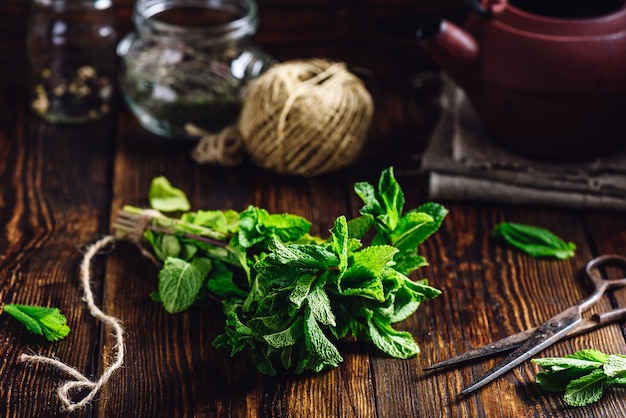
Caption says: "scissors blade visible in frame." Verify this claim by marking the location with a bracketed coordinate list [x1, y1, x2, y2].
[423, 328, 534, 371]
[425, 307, 626, 371]
[459, 305, 581, 396]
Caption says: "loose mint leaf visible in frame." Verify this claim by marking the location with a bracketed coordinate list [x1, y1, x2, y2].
[564, 369, 608, 407]
[148, 176, 191, 213]
[4, 304, 70, 342]
[493, 222, 576, 260]
[159, 257, 212, 313]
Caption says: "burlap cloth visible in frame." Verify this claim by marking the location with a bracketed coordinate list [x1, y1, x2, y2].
[421, 77, 626, 210]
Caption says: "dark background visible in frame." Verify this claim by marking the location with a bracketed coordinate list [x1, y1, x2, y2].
[0, 0, 468, 87]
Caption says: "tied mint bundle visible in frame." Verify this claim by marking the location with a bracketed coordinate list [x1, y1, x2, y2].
[114, 167, 447, 375]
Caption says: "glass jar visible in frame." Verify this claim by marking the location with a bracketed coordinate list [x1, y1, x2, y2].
[117, 0, 272, 138]
[27, 0, 118, 124]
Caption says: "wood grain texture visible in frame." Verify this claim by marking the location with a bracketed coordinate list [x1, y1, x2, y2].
[1, 2, 626, 417]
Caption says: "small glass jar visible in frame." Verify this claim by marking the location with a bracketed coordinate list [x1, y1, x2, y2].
[27, 0, 118, 124]
[117, 0, 272, 138]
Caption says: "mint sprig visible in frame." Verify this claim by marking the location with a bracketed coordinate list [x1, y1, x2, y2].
[532, 349, 626, 406]
[492, 222, 576, 260]
[3, 304, 70, 342]
[116, 167, 447, 375]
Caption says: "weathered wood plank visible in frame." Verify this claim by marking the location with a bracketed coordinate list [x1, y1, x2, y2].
[0, 86, 115, 417]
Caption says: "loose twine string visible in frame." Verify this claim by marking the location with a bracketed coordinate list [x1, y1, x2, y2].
[20, 235, 124, 412]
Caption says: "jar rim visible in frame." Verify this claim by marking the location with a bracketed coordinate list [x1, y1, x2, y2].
[134, 0, 259, 44]
[34, 0, 113, 11]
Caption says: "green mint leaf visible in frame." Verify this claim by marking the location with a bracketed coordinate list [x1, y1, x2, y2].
[535, 367, 601, 393]
[263, 317, 304, 349]
[288, 274, 318, 309]
[346, 214, 374, 240]
[532, 356, 605, 372]
[532, 353, 606, 392]
[144, 231, 182, 261]
[564, 369, 608, 407]
[182, 209, 240, 234]
[255, 237, 339, 288]
[302, 307, 343, 372]
[389, 211, 434, 251]
[492, 222, 576, 260]
[532, 349, 621, 405]
[367, 310, 420, 359]
[604, 354, 626, 378]
[159, 257, 212, 313]
[376, 166, 405, 231]
[392, 253, 429, 276]
[568, 348, 611, 363]
[329, 216, 349, 272]
[355, 167, 403, 233]
[4, 304, 70, 342]
[407, 202, 449, 245]
[148, 176, 191, 213]
[306, 285, 336, 327]
[214, 311, 254, 356]
[205, 260, 247, 300]
[251, 346, 278, 376]
[238, 206, 312, 248]
[339, 245, 398, 302]
[380, 270, 440, 323]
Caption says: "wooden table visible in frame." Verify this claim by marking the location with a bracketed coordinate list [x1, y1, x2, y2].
[2, 2, 626, 417]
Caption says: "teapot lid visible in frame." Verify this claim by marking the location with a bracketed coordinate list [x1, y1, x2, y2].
[494, 1, 626, 37]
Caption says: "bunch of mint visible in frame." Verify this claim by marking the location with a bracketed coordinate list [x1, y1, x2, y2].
[533, 349, 626, 406]
[117, 167, 447, 375]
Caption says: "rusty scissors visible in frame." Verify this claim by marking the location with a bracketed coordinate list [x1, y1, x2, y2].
[426, 254, 626, 396]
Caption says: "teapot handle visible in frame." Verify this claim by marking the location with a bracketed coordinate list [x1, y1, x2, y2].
[463, 0, 507, 17]
[463, 0, 491, 16]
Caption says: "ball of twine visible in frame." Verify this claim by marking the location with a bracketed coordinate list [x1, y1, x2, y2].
[239, 59, 374, 176]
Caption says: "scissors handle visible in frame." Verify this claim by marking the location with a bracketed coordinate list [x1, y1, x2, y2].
[580, 255, 626, 310]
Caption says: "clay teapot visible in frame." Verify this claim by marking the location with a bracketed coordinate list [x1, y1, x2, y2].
[418, 0, 626, 160]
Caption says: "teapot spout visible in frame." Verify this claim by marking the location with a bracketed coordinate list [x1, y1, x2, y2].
[417, 18, 479, 93]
